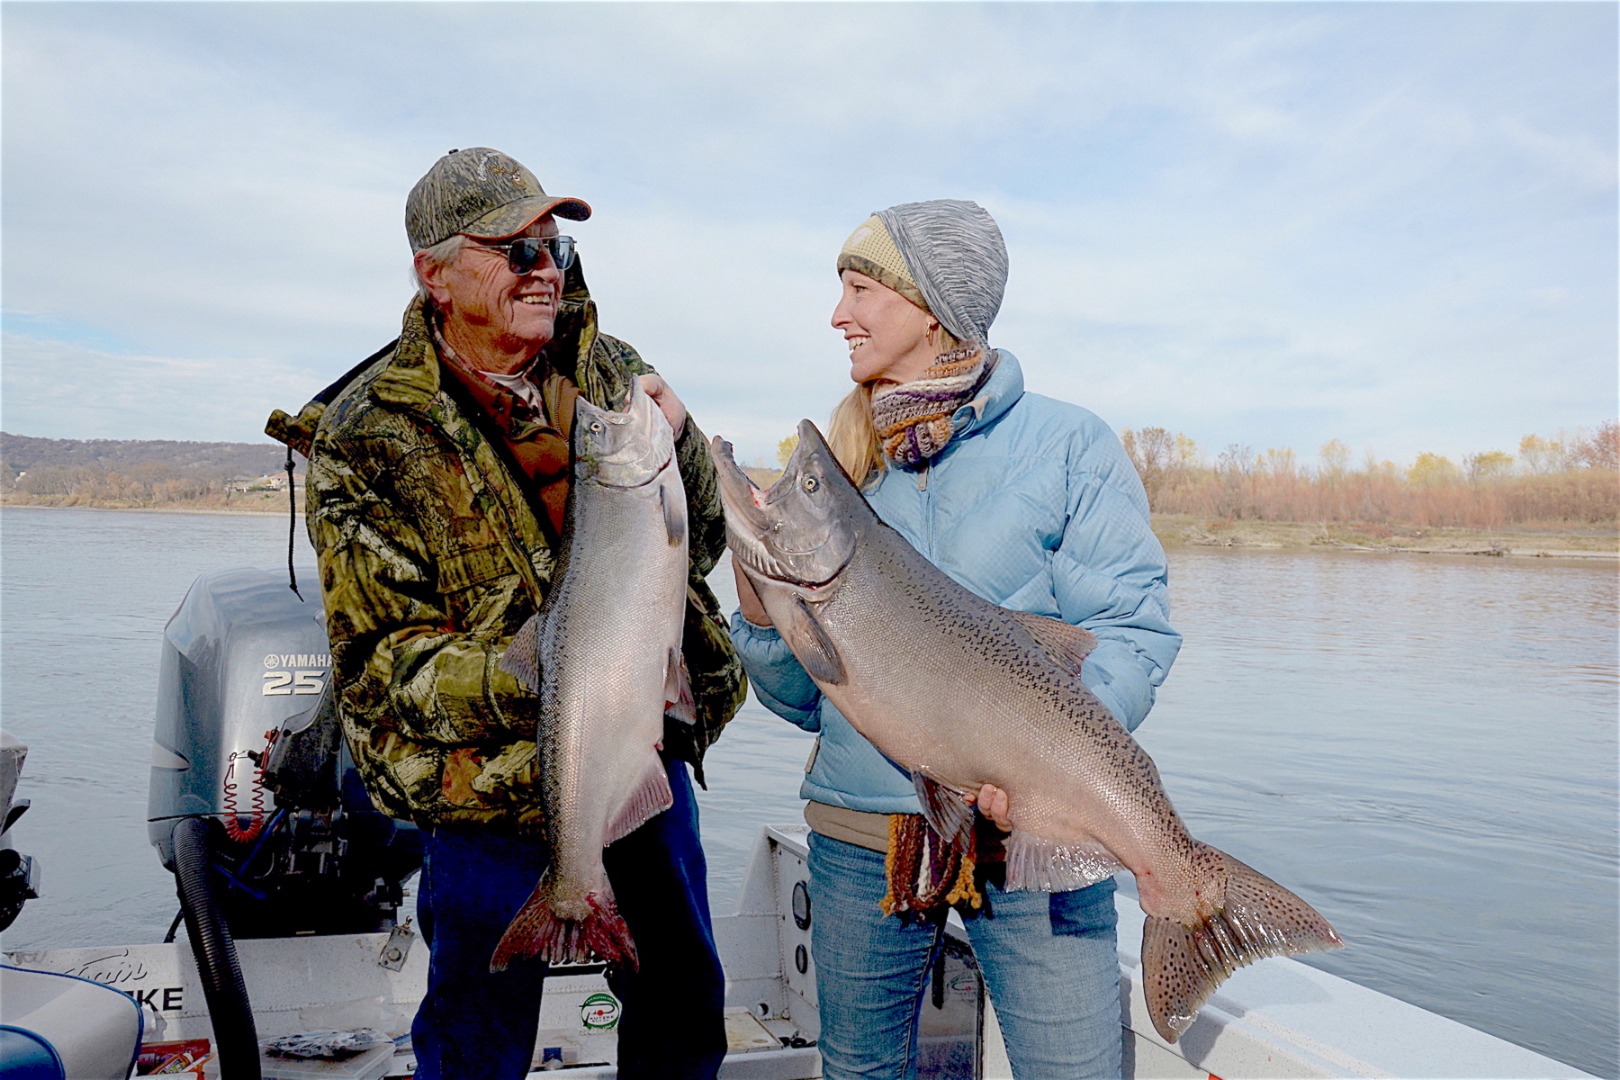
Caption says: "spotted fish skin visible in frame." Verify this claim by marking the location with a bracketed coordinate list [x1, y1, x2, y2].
[710, 420, 1342, 1043]
[491, 381, 689, 972]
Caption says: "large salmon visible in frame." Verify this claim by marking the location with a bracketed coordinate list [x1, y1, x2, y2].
[491, 379, 689, 971]
[710, 420, 1342, 1042]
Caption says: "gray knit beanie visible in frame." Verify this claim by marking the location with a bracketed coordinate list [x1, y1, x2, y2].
[875, 199, 1007, 347]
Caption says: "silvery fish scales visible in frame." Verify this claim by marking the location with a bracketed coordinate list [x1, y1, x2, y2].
[711, 420, 1342, 1042]
[492, 380, 688, 970]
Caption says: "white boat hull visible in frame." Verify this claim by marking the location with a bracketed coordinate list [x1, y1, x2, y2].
[2, 825, 1593, 1079]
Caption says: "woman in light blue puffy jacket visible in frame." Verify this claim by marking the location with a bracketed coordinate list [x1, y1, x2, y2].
[730, 200, 1181, 1079]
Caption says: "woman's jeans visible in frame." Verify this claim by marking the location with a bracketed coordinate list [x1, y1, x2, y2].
[410, 757, 726, 1080]
[808, 830, 1122, 1080]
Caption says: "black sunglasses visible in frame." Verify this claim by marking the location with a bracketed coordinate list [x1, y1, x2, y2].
[478, 235, 577, 275]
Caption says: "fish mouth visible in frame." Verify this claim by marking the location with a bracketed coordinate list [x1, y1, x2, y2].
[708, 435, 845, 590]
[575, 389, 676, 488]
[580, 449, 673, 490]
[600, 451, 675, 489]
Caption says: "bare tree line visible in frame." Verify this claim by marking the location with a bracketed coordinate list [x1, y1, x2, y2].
[1121, 420, 1619, 528]
[7, 422, 1616, 528]
[0, 434, 298, 510]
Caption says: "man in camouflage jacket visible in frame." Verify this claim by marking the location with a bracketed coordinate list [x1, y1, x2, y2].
[267, 148, 744, 1080]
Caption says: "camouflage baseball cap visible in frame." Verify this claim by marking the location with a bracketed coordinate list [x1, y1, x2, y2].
[406, 148, 591, 251]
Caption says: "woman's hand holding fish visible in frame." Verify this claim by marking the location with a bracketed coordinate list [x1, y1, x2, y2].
[967, 784, 1012, 832]
[732, 555, 772, 626]
[638, 374, 686, 439]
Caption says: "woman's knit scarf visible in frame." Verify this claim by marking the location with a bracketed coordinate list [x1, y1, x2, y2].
[870, 345, 987, 468]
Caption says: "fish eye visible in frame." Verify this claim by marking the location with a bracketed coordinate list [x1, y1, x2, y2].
[802, 476, 819, 492]
[589, 420, 605, 433]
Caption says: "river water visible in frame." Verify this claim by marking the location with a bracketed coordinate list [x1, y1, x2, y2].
[0, 507, 1614, 1075]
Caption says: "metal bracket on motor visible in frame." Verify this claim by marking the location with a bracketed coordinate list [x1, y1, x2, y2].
[0, 848, 41, 933]
[378, 918, 415, 970]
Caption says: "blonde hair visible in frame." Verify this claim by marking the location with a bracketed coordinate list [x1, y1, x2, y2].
[828, 384, 881, 488]
[827, 324, 961, 487]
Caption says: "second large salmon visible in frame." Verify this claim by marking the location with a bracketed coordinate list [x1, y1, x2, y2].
[711, 420, 1342, 1042]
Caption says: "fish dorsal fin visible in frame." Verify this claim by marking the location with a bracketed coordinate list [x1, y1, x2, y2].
[1003, 829, 1122, 892]
[664, 646, 696, 727]
[1008, 611, 1097, 680]
[660, 479, 686, 547]
[788, 596, 846, 685]
[605, 756, 674, 845]
[912, 768, 975, 850]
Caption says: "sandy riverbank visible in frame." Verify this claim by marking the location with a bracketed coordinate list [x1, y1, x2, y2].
[1151, 513, 1618, 560]
[6, 499, 1615, 560]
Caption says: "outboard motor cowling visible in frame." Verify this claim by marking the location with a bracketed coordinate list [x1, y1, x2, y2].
[149, 566, 332, 868]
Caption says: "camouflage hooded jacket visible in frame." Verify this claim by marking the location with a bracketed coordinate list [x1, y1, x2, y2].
[266, 267, 744, 835]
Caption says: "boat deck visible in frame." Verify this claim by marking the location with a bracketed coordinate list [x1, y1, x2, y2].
[2, 825, 1593, 1079]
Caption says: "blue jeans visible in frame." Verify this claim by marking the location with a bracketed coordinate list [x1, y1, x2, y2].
[411, 757, 725, 1080]
[807, 831, 1122, 1080]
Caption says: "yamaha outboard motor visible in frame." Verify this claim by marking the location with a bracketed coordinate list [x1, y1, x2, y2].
[148, 567, 422, 1079]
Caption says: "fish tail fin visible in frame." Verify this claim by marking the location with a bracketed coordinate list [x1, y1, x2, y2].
[1140, 847, 1343, 1043]
[490, 875, 639, 972]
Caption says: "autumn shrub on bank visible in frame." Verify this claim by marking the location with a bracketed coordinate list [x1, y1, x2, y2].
[1123, 420, 1619, 530]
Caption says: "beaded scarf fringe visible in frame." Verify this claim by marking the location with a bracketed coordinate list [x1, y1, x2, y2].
[879, 813, 984, 921]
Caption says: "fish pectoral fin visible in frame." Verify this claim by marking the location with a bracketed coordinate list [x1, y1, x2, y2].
[1007, 611, 1098, 680]
[660, 479, 687, 548]
[664, 647, 697, 727]
[499, 615, 543, 694]
[912, 769, 976, 849]
[787, 596, 846, 685]
[1003, 830, 1122, 892]
[604, 757, 675, 845]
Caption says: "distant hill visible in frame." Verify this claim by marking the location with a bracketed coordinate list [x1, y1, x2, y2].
[1, 432, 290, 479]
[0, 432, 298, 510]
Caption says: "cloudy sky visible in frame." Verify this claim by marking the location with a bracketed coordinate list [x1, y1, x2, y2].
[3, 1, 1615, 470]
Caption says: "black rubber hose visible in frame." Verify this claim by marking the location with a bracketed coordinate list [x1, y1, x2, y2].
[173, 816, 261, 1079]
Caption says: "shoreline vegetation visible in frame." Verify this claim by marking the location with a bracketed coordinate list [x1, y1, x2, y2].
[3, 426, 1616, 561]
[3, 492, 1613, 562]
[1114, 420, 1617, 560]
